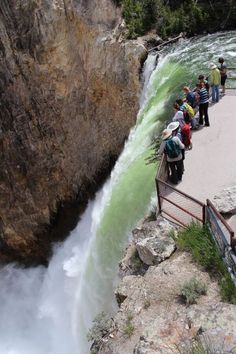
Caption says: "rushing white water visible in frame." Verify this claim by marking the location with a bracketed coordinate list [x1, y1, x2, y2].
[0, 31, 235, 354]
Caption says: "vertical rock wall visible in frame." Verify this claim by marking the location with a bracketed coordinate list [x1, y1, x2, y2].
[0, 0, 146, 263]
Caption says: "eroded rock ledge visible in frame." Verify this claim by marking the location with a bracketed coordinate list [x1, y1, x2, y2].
[99, 217, 236, 354]
[0, 0, 146, 263]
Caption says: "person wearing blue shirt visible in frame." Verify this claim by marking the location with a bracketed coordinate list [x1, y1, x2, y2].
[183, 86, 195, 107]
[196, 83, 210, 126]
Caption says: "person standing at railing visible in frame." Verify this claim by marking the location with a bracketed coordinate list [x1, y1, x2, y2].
[209, 63, 221, 103]
[218, 57, 227, 94]
[172, 102, 185, 128]
[158, 129, 185, 185]
[183, 86, 195, 107]
[198, 75, 210, 92]
[196, 82, 210, 126]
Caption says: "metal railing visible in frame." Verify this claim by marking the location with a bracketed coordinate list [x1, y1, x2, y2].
[155, 154, 236, 278]
[206, 199, 235, 249]
[206, 199, 236, 278]
[156, 155, 205, 227]
[226, 67, 236, 89]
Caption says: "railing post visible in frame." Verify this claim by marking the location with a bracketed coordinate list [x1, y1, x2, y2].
[155, 178, 162, 214]
[202, 204, 206, 224]
[231, 232, 236, 249]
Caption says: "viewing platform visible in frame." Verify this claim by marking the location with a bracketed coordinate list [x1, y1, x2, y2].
[156, 89, 236, 278]
[178, 89, 236, 202]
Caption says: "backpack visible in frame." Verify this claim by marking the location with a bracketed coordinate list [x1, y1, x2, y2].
[184, 103, 194, 118]
[165, 138, 181, 158]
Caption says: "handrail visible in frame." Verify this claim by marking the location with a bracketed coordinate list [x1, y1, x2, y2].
[160, 194, 203, 222]
[156, 154, 166, 180]
[206, 199, 235, 243]
[227, 67, 236, 82]
[156, 160, 236, 249]
[207, 199, 234, 234]
[157, 178, 205, 207]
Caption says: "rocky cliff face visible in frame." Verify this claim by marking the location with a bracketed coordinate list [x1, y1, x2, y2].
[99, 218, 236, 354]
[0, 0, 146, 264]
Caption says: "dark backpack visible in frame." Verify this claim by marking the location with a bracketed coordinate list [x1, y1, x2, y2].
[165, 138, 181, 158]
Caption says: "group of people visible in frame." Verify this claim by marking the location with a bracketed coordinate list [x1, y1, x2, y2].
[158, 57, 227, 185]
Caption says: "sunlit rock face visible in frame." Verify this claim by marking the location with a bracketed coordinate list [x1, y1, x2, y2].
[0, 0, 146, 263]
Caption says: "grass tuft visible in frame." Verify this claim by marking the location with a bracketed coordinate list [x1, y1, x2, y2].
[180, 277, 207, 305]
[123, 311, 135, 337]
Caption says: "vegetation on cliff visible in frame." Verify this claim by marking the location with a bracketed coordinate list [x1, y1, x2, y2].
[174, 223, 236, 304]
[114, 0, 236, 39]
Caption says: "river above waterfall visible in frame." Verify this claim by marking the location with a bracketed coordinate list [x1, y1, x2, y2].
[0, 31, 235, 354]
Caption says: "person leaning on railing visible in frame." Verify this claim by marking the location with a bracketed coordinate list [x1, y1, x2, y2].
[158, 128, 185, 185]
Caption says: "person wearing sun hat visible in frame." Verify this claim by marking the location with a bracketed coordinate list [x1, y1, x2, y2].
[167, 121, 182, 142]
[209, 62, 221, 103]
[158, 128, 185, 184]
[167, 121, 185, 161]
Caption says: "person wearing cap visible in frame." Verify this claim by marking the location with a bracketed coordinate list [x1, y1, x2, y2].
[209, 62, 221, 103]
[218, 57, 227, 94]
[158, 128, 185, 184]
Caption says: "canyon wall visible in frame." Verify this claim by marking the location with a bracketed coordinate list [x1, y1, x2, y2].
[0, 0, 146, 263]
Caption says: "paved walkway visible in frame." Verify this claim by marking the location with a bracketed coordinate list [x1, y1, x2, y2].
[178, 89, 236, 203]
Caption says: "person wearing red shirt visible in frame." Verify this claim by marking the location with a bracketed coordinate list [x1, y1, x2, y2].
[181, 114, 192, 149]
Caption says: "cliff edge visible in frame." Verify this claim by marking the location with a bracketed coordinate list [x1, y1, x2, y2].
[0, 0, 146, 263]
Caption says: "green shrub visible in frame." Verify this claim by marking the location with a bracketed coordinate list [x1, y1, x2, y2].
[174, 223, 236, 304]
[116, 0, 236, 39]
[126, 311, 134, 322]
[123, 321, 135, 337]
[180, 277, 207, 305]
[121, 0, 157, 38]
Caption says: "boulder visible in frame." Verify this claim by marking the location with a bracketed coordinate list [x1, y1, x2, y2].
[213, 186, 236, 215]
[132, 217, 177, 265]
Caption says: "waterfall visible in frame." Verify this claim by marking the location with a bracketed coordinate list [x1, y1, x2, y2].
[0, 31, 235, 354]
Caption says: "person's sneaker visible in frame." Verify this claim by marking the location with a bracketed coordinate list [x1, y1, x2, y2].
[205, 123, 210, 127]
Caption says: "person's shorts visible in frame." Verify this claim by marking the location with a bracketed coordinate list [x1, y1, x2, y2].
[221, 75, 227, 86]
